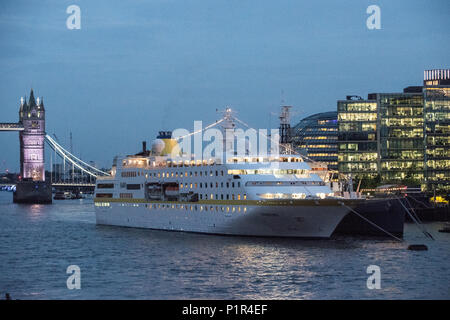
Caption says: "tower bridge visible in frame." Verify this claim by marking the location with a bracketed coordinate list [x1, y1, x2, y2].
[0, 89, 109, 203]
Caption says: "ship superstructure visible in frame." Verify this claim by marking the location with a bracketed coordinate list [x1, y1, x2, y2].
[94, 112, 360, 238]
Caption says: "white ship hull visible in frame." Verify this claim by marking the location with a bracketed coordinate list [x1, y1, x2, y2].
[95, 200, 352, 238]
[95, 136, 358, 239]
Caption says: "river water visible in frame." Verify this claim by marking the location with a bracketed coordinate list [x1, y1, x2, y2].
[0, 192, 448, 299]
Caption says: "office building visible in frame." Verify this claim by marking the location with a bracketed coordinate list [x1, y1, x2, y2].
[337, 69, 449, 192]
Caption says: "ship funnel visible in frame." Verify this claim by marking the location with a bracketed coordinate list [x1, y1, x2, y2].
[152, 131, 181, 157]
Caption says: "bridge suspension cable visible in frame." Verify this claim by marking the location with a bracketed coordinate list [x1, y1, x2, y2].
[45, 134, 110, 178]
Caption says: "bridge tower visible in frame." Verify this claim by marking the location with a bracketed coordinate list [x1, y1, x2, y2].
[19, 89, 46, 181]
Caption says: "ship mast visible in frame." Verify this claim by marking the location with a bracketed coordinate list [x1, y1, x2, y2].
[218, 107, 236, 156]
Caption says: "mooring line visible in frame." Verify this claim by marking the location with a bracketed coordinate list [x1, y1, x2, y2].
[340, 203, 404, 242]
[407, 194, 432, 209]
[397, 198, 434, 241]
[403, 196, 423, 224]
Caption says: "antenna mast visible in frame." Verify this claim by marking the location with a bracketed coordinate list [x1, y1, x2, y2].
[279, 105, 293, 154]
[218, 107, 236, 156]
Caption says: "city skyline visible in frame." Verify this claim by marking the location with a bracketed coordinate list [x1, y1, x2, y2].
[1, 0, 449, 171]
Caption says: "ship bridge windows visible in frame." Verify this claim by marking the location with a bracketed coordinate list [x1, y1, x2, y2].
[95, 193, 113, 198]
[97, 183, 114, 189]
[227, 169, 309, 177]
[126, 184, 141, 190]
[94, 202, 110, 207]
[258, 193, 307, 199]
[120, 193, 133, 198]
[247, 181, 325, 186]
[121, 171, 137, 178]
[123, 158, 148, 168]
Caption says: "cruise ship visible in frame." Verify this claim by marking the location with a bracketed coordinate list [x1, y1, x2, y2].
[94, 115, 363, 238]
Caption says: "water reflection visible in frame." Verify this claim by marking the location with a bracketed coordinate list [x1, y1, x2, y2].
[14, 203, 47, 221]
[1, 192, 449, 299]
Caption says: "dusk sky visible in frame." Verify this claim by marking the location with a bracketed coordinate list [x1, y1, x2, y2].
[0, 0, 449, 171]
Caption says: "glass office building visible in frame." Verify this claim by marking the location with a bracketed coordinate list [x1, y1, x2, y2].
[423, 73, 450, 193]
[377, 92, 425, 183]
[337, 69, 450, 192]
[337, 98, 378, 178]
[291, 111, 338, 170]
[337, 93, 424, 184]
